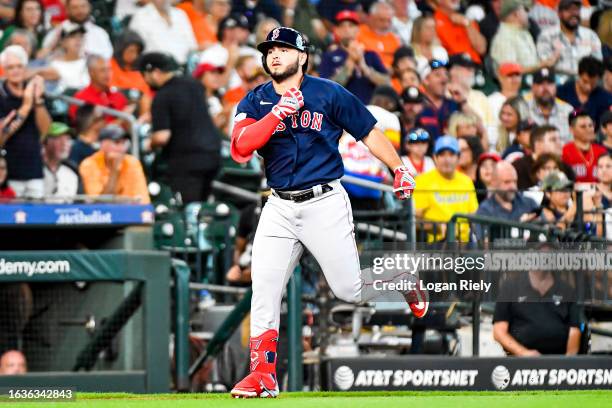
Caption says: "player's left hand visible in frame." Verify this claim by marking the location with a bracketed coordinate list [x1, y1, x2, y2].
[393, 166, 416, 200]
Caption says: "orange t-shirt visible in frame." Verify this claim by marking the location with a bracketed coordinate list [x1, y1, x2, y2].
[434, 9, 482, 64]
[79, 151, 151, 204]
[391, 78, 403, 95]
[223, 86, 247, 106]
[177, 1, 217, 47]
[356, 24, 401, 69]
[110, 58, 152, 96]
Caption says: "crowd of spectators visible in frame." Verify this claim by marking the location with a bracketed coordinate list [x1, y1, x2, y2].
[0, 0, 606, 238]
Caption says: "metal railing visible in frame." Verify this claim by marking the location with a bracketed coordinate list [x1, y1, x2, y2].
[45, 91, 141, 158]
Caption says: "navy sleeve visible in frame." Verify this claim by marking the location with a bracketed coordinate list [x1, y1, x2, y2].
[330, 83, 377, 141]
[318, 52, 337, 79]
[235, 91, 262, 121]
[366, 51, 387, 74]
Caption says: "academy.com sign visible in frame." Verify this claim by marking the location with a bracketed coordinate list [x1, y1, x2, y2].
[0, 258, 71, 277]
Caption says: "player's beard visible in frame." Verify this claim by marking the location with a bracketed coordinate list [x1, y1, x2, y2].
[270, 58, 301, 83]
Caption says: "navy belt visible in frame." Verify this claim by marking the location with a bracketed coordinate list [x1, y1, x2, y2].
[274, 184, 333, 203]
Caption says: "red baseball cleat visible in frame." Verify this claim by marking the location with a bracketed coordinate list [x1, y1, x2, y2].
[230, 329, 280, 398]
[404, 282, 429, 319]
[230, 372, 279, 398]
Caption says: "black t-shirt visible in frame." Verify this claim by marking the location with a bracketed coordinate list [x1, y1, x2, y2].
[68, 139, 97, 166]
[151, 75, 221, 175]
[513, 154, 575, 190]
[0, 81, 43, 180]
[493, 274, 580, 355]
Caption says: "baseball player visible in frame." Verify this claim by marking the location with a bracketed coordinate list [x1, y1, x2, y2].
[229, 27, 428, 398]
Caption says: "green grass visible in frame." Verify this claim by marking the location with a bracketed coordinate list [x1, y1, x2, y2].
[4, 390, 612, 408]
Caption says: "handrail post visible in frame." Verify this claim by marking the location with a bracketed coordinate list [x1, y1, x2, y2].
[287, 266, 303, 392]
[172, 259, 191, 391]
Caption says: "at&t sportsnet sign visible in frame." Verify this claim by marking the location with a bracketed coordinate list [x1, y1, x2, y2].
[324, 357, 612, 391]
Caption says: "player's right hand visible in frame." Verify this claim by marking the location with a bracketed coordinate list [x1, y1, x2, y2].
[271, 87, 304, 120]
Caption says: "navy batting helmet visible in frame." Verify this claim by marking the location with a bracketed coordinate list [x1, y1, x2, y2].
[257, 27, 309, 74]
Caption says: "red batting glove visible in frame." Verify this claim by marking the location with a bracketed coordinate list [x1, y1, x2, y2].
[271, 87, 304, 120]
[393, 166, 416, 199]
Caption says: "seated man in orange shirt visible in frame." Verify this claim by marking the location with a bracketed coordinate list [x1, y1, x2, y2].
[356, 1, 401, 69]
[434, 0, 486, 64]
[79, 125, 150, 204]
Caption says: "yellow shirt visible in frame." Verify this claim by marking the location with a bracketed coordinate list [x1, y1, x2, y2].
[414, 168, 478, 242]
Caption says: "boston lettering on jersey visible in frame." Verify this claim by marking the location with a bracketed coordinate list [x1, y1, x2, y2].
[235, 75, 377, 191]
[274, 110, 324, 134]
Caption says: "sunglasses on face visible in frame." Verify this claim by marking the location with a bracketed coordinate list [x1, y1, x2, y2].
[430, 60, 447, 69]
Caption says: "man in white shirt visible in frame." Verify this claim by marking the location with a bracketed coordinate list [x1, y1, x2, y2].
[537, 0, 602, 78]
[41, 0, 113, 59]
[129, 0, 197, 65]
[43, 122, 80, 198]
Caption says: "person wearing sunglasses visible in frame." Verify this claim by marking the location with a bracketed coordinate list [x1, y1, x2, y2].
[416, 59, 460, 141]
[400, 128, 434, 176]
[561, 110, 607, 184]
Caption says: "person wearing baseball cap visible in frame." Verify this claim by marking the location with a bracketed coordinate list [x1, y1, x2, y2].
[43, 122, 79, 198]
[401, 128, 434, 176]
[525, 67, 574, 144]
[447, 53, 497, 147]
[79, 125, 150, 204]
[413, 135, 478, 242]
[490, 0, 544, 74]
[399, 86, 425, 134]
[417, 59, 461, 141]
[488, 62, 523, 136]
[541, 170, 574, 221]
[139, 51, 221, 203]
[502, 120, 535, 162]
[51, 21, 89, 91]
[536, 0, 602, 77]
[318, 9, 390, 104]
[230, 23, 424, 398]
